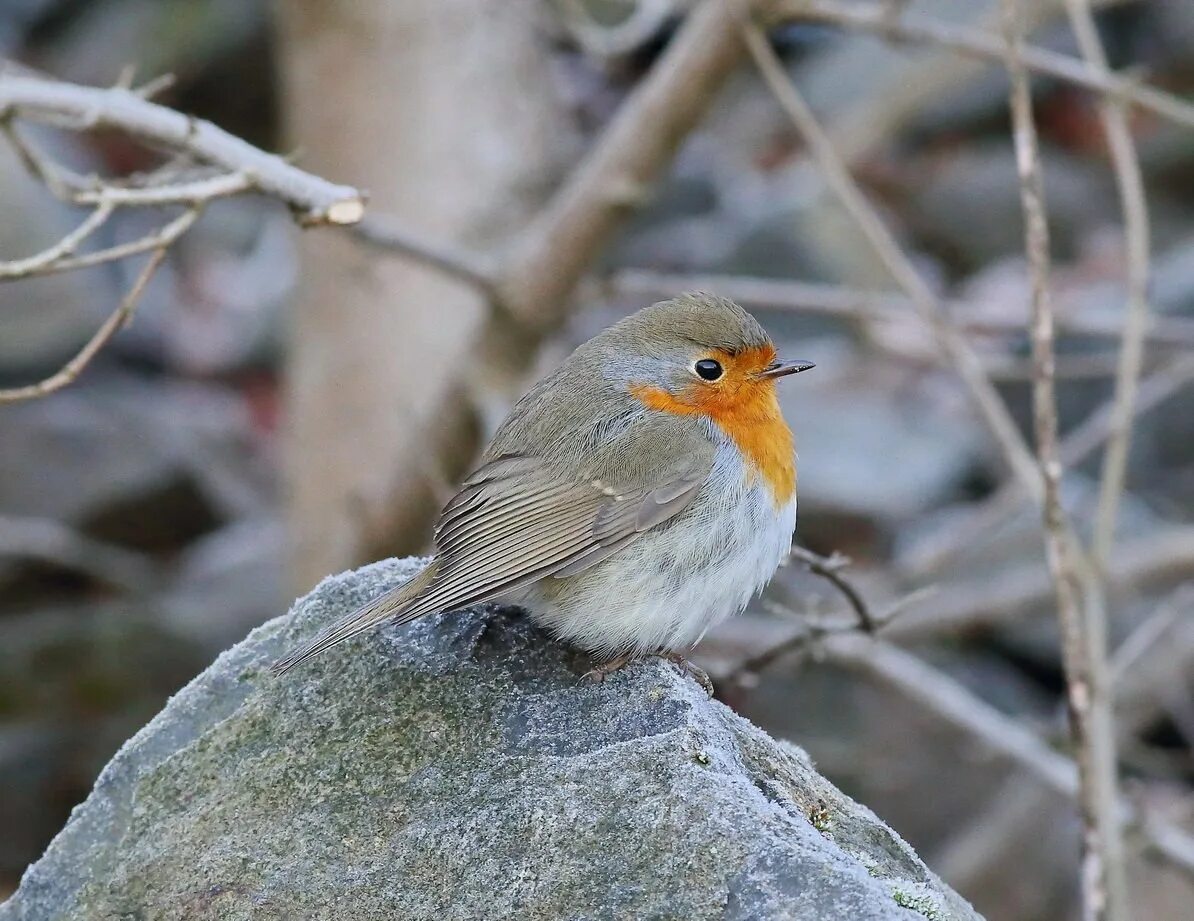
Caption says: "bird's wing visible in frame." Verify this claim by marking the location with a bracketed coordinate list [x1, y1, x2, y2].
[408, 450, 712, 616]
[270, 450, 711, 676]
[271, 399, 717, 677]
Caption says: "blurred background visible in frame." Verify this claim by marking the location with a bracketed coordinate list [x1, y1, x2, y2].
[2, 1, 1194, 918]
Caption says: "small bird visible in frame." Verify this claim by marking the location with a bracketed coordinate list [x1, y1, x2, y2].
[272, 294, 813, 686]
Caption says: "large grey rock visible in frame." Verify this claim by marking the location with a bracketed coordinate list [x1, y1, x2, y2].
[2, 558, 980, 921]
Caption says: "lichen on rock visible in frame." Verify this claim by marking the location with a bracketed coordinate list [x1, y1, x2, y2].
[1, 557, 982, 921]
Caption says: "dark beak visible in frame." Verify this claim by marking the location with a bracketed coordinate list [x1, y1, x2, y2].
[759, 358, 816, 380]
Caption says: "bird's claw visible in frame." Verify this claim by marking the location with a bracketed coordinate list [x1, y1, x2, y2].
[661, 652, 714, 697]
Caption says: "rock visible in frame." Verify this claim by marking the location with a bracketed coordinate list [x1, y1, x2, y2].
[3, 557, 979, 921]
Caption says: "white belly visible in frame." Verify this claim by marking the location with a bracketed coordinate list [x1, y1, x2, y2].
[519, 441, 796, 657]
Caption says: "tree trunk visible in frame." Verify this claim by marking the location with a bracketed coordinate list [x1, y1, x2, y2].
[276, 1, 573, 590]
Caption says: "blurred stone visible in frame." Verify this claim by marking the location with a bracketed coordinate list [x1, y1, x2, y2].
[0, 378, 269, 554]
[903, 141, 1116, 273]
[4, 558, 980, 921]
[162, 517, 286, 649]
[778, 343, 983, 554]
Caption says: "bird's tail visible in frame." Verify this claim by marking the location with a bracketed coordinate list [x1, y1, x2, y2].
[270, 561, 439, 676]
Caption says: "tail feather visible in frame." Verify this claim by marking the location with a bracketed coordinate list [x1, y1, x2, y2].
[270, 562, 438, 676]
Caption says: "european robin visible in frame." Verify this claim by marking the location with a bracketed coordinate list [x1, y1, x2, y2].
[273, 294, 813, 687]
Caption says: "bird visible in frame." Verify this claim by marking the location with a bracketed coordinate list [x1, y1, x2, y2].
[272, 293, 814, 688]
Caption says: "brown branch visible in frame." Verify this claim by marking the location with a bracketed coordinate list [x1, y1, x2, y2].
[497, 0, 771, 328]
[0, 226, 184, 404]
[352, 215, 499, 296]
[789, 546, 877, 632]
[1002, 3, 1125, 915]
[772, 0, 1194, 132]
[608, 268, 1194, 347]
[1058, 0, 1155, 575]
[739, 20, 1043, 499]
[0, 74, 364, 225]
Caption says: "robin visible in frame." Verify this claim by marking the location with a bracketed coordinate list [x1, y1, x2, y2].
[272, 293, 813, 689]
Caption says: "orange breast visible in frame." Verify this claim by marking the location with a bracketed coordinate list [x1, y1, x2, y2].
[630, 346, 796, 507]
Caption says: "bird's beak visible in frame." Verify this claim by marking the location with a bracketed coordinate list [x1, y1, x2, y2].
[759, 358, 816, 380]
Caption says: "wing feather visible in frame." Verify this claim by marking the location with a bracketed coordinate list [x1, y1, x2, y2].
[411, 451, 712, 614]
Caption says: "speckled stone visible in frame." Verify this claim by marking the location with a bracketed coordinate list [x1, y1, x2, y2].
[2, 557, 981, 921]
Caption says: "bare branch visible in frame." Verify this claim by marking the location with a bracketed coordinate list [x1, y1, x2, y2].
[0, 200, 114, 279]
[353, 215, 499, 296]
[891, 525, 1194, 640]
[772, 0, 1194, 132]
[1001, 2, 1126, 914]
[609, 267, 1194, 347]
[903, 353, 1194, 580]
[0, 225, 185, 404]
[0, 74, 365, 225]
[71, 171, 253, 207]
[739, 20, 1042, 499]
[788, 546, 877, 633]
[498, 0, 770, 328]
[815, 636, 1194, 884]
[1058, 0, 1155, 575]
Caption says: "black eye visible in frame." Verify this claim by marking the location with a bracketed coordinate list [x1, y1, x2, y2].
[694, 359, 723, 381]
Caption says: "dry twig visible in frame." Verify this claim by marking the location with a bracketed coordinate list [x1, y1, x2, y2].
[1059, 0, 1154, 575]
[1001, 2, 1126, 915]
[773, 0, 1194, 131]
[0, 73, 364, 224]
[0, 69, 368, 404]
[739, 20, 1043, 501]
[788, 546, 877, 633]
[609, 268, 1194, 347]
[903, 353, 1194, 580]
[0, 236, 182, 404]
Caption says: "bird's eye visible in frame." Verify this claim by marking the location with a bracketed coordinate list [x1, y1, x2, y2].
[694, 358, 723, 381]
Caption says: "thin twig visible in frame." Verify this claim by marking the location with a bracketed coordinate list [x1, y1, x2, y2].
[814, 636, 1194, 883]
[890, 525, 1194, 640]
[902, 353, 1194, 579]
[1060, 0, 1154, 575]
[0, 229, 183, 403]
[6, 207, 200, 278]
[608, 267, 1194, 346]
[0, 74, 364, 225]
[0, 201, 114, 279]
[71, 171, 253, 207]
[771, 0, 1194, 131]
[1108, 586, 1192, 688]
[740, 20, 1042, 499]
[1001, 2, 1126, 916]
[353, 216, 499, 296]
[789, 546, 876, 632]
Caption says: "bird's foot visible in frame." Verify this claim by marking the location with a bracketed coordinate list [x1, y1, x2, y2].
[659, 652, 714, 697]
[581, 653, 636, 684]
